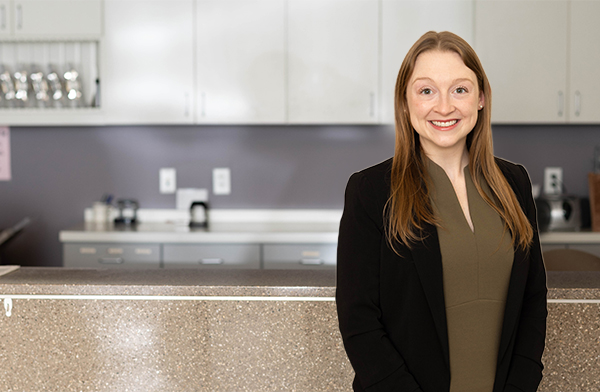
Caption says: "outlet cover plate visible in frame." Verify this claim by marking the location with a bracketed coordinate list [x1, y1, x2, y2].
[544, 167, 563, 195]
[213, 168, 231, 195]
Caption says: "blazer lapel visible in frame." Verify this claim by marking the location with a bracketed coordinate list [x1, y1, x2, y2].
[496, 247, 529, 364]
[495, 159, 531, 364]
[410, 224, 450, 370]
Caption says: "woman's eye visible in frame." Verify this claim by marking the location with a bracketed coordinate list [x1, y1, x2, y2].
[419, 88, 432, 95]
[455, 87, 468, 94]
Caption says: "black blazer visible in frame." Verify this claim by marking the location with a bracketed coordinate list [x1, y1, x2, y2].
[336, 157, 547, 392]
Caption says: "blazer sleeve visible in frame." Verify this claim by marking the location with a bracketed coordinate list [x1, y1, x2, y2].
[504, 165, 548, 392]
[336, 172, 423, 392]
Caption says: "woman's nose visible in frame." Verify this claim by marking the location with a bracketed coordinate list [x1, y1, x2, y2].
[435, 93, 454, 115]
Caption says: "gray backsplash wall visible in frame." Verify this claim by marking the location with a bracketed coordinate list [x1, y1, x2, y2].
[1, 124, 598, 266]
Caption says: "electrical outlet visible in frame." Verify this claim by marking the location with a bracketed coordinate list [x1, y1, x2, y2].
[544, 167, 563, 195]
[160, 168, 176, 194]
[213, 167, 231, 195]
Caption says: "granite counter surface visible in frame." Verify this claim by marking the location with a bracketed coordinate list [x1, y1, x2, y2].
[1, 267, 599, 298]
[1, 269, 600, 391]
[0, 267, 337, 296]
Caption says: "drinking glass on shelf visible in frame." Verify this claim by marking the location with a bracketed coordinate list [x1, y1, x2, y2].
[64, 67, 83, 108]
[47, 67, 65, 108]
[0, 66, 16, 108]
[30, 67, 50, 108]
[13, 68, 30, 107]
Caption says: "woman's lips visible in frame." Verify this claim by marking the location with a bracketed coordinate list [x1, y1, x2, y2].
[429, 119, 460, 131]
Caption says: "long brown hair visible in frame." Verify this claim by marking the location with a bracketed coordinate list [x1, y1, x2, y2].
[386, 31, 533, 252]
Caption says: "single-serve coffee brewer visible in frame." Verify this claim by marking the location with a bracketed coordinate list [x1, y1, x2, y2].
[189, 201, 209, 228]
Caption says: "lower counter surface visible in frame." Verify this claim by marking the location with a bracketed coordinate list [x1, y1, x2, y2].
[0, 268, 599, 391]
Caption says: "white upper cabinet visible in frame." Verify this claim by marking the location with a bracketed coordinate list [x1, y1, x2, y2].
[475, 0, 568, 124]
[380, 0, 474, 124]
[569, 0, 600, 123]
[196, 0, 285, 124]
[287, 0, 378, 124]
[0, 1, 11, 38]
[102, 0, 194, 124]
[0, 0, 102, 39]
[15, 0, 102, 38]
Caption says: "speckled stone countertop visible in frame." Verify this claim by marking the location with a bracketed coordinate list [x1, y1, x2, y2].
[0, 267, 337, 296]
[1, 269, 600, 392]
[1, 268, 599, 297]
[546, 271, 600, 299]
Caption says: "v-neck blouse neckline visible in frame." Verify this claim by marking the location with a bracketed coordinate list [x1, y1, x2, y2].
[426, 158, 475, 234]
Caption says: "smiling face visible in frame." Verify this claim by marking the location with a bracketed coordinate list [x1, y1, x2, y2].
[406, 50, 484, 158]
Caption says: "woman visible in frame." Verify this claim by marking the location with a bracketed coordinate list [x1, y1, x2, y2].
[336, 31, 547, 392]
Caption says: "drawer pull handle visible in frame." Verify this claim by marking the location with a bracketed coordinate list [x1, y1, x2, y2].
[200, 258, 223, 265]
[575, 90, 581, 117]
[99, 257, 124, 264]
[1, 5, 6, 30]
[16, 4, 22, 30]
[300, 258, 324, 265]
[557, 91, 564, 117]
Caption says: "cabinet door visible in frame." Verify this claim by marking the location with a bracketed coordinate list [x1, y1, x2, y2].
[63, 243, 161, 268]
[475, 0, 568, 124]
[14, 0, 102, 38]
[381, 0, 474, 124]
[287, 0, 378, 124]
[569, 0, 600, 123]
[163, 244, 261, 269]
[103, 0, 194, 124]
[0, 1, 12, 37]
[196, 0, 285, 124]
[263, 244, 336, 270]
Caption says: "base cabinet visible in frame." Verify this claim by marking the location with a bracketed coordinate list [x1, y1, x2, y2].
[63, 242, 336, 269]
[163, 244, 261, 269]
[541, 243, 600, 271]
[263, 244, 336, 270]
[63, 244, 160, 269]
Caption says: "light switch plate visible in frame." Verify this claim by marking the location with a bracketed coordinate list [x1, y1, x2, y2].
[160, 168, 176, 194]
[0, 127, 11, 181]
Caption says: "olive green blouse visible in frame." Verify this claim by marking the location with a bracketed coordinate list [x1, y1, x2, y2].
[428, 159, 514, 392]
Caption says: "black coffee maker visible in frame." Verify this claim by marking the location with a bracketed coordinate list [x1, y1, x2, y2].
[189, 201, 209, 228]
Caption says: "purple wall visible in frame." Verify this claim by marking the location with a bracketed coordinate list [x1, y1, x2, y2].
[1, 123, 598, 266]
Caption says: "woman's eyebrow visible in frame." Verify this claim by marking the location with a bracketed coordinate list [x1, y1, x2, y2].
[411, 77, 474, 85]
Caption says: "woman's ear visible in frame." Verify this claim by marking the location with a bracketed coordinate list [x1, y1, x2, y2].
[478, 91, 485, 110]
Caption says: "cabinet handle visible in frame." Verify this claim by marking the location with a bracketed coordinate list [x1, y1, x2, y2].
[557, 91, 564, 117]
[300, 258, 324, 265]
[16, 4, 22, 30]
[99, 257, 124, 264]
[200, 258, 223, 265]
[184, 92, 190, 117]
[1, 5, 6, 30]
[574, 91, 581, 117]
[369, 92, 375, 118]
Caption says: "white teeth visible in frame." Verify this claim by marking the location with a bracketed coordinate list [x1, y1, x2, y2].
[431, 120, 458, 127]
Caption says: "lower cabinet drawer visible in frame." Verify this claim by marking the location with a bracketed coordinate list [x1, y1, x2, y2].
[263, 244, 336, 270]
[568, 244, 600, 257]
[63, 244, 160, 268]
[163, 244, 261, 269]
